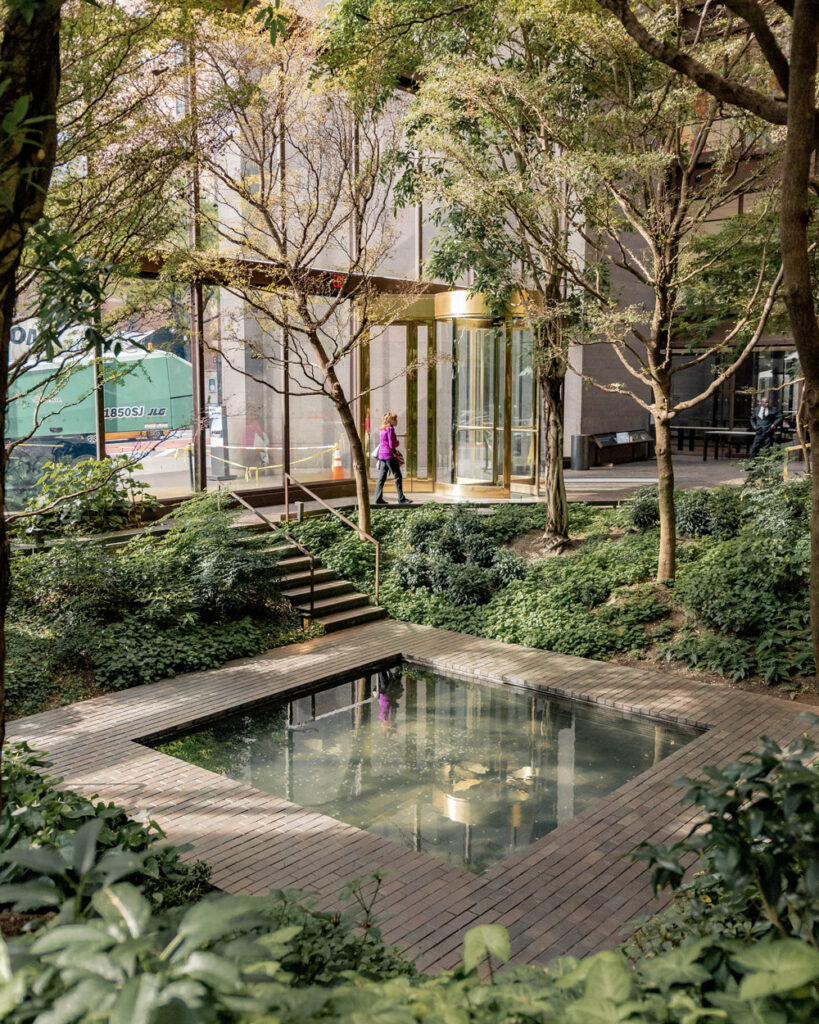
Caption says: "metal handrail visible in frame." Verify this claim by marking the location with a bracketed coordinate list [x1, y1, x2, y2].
[227, 489, 315, 618]
[283, 471, 380, 604]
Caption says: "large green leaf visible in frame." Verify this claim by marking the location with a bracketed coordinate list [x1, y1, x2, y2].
[584, 951, 632, 1003]
[32, 924, 113, 955]
[0, 843, 66, 876]
[70, 818, 104, 876]
[462, 925, 511, 973]
[37, 977, 113, 1024]
[110, 975, 161, 1024]
[735, 939, 819, 1000]
[92, 883, 151, 939]
[564, 996, 638, 1023]
[639, 941, 711, 991]
[0, 878, 61, 910]
[168, 895, 266, 958]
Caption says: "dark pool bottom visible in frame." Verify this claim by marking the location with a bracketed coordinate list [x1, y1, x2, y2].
[151, 663, 701, 874]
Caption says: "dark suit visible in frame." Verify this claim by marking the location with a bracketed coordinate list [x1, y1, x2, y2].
[750, 404, 782, 457]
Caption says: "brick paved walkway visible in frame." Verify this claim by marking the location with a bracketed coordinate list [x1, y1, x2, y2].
[9, 621, 814, 971]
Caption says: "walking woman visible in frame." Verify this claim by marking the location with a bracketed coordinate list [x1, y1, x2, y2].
[374, 411, 412, 505]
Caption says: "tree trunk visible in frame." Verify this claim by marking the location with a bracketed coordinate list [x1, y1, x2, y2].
[780, 0, 819, 667]
[335, 393, 372, 539]
[541, 364, 568, 549]
[654, 415, 676, 580]
[0, 1, 64, 806]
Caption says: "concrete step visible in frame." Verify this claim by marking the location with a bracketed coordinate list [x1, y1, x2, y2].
[306, 592, 369, 615]
[316, 605, 388, 632]
[281, 579, 356, 602]
[278, 566, 336, 588]
[278, 554, 315, 574]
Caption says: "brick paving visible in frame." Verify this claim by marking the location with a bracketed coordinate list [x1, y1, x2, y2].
[8, 620, 815, 970]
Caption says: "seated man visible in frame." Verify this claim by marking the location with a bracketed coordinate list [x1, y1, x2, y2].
[750, 395, 783, 457]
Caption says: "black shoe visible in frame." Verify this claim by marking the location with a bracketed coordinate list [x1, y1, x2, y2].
[398, 497, 413, 505]
[374, 499, 390, 506]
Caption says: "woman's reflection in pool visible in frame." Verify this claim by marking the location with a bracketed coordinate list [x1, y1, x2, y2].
[377, 669, 404, 735]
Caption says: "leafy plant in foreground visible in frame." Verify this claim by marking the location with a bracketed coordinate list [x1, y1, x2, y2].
[14, 456, 158, 538]
[636, 716, 819, 947]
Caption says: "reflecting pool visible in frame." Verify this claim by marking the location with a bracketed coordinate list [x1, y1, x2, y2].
[152, 664, 700, 873]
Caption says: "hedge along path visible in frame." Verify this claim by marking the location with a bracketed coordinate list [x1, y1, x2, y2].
[7, 620, 813, 972]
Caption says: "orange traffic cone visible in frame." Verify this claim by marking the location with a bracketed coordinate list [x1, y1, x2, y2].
[331, 444, 344, 480]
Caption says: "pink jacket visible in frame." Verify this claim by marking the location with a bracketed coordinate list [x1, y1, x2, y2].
[377, 425, 398, 460]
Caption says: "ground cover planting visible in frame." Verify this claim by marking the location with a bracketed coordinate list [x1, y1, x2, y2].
[288, 466, 814, 692]
[6, 492, 316, 718]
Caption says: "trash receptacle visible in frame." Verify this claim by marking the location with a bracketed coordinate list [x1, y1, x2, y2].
[570, 434, 589, 471]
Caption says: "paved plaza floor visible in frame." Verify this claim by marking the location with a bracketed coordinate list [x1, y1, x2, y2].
[9, 621, 814, 971]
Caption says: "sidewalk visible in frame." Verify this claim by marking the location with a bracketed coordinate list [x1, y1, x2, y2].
[235, 452, 794, 527]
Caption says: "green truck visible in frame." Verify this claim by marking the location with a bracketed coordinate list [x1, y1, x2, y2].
[6, 348, 194, 444]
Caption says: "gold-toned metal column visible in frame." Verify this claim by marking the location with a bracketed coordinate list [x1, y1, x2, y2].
[503, 323, 512, 491]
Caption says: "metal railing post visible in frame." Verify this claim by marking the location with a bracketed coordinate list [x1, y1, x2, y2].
[374, 541, 380, 604]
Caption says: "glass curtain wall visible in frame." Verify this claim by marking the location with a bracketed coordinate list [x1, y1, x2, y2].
[367, 320, 435, 491]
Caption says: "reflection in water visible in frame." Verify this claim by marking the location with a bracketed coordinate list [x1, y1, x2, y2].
[155, 666, 700, 874]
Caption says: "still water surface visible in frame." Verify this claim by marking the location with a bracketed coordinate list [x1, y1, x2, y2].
[154, 665, 699, 873]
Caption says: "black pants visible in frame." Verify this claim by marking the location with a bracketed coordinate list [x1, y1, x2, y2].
[374, 458, 405, 502]
[750, 427, 774, 458]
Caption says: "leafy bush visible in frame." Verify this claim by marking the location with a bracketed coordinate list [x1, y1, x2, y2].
[660, 627, 755, 680]
[636, 718, 819, 947]
[94, 617, 311, 690]
[392, 552, 433, 590]
[0, 744, 211, 913]
[675, 485, 743, 539]
[443, 563, 494, 606]
[625, 485, 660, 530]
[675, 534, 809, 636]
[461, 531, 496, 567]
[487, 548, 526, 587]
[14, 456, 158, 537]
[743, 476, 812, 535]
[5, 877, 819, 1023]
[7, 494, 306, 715]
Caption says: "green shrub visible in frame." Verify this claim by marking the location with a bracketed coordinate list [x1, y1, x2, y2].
[488, 548, 526, 587]
[461, 532, 496, 567]
[11, 540, 121, 623]
[93, 616, 307, 690]
[0, 744, 212, 912]
[743, 476, 812, 535]
[636, 719, 819, 947]
[443, 563, 494, 606]
[625, 485, 660, 530]
[120, 492, 284, 626]
[676, 485, 743, 539]
[14, 456, 158, 537]
[403, 504, 450, 552]
[675, 534, 809, 636]
[661, 627, 755, 680]
[392, 551, 433, 590]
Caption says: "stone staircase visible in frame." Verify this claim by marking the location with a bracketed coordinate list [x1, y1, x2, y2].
[274, 542, 387, 633]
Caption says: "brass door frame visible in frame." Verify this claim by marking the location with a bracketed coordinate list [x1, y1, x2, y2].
[362, 319, 436, 490]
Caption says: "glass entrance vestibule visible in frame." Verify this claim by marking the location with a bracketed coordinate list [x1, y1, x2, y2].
[363, 291, 540, 497]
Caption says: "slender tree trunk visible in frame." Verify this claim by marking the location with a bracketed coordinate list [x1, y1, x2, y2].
[0, 1, 63, 805]
[321, 357, 372, 538]
[654, 414, 676, 580]
[780, 0, 819, 667]
[541, 363, 568, 550]
[334, 393, 372, 539]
